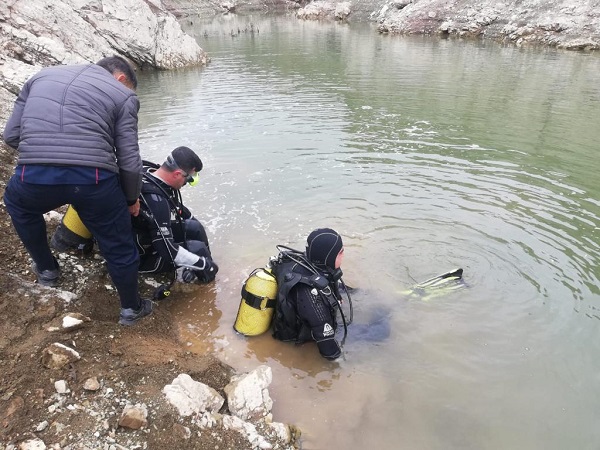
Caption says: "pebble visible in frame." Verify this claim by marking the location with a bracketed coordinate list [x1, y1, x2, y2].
[83, 377, 101, 391]
[55, 380, 68, 394]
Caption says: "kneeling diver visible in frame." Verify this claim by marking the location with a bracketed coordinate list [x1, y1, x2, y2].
[132, 146, 218, 286]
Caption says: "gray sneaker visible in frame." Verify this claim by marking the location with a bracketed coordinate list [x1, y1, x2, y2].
[32, 260, 60, 287]
[119, 299, 153, 326]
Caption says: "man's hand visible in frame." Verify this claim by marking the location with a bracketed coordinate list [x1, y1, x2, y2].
[128, 199, 140, 217]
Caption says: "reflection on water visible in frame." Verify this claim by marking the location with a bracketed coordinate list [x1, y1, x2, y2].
[137, 15, 600, 450]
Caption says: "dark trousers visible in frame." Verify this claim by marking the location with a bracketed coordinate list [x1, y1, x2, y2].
[177, 219, 210, 252]
[4, 175, 140, 309]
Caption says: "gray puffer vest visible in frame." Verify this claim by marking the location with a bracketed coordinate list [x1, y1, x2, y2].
[3, 63, 142, 202]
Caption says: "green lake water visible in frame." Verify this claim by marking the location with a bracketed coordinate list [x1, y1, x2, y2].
[136, 14, 600, 449]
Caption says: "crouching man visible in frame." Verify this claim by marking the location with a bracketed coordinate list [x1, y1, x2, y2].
[133, 146, 218, 284]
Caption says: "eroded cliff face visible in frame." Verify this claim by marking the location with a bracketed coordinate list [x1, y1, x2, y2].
[286, 0, 600, 49]
[0, 0, 210, 120]
[1, 0, 208, 69]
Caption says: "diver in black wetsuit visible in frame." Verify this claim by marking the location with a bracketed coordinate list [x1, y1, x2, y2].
[132, 146, 218, 284]
[272, 228, 346, 360]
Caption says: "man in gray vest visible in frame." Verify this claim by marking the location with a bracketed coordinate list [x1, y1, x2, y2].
[3, 55, 151, 326]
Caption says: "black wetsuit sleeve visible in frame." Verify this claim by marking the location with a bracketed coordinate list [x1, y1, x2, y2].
[294, 285, 342, 361]
[142, 192, 181, 262]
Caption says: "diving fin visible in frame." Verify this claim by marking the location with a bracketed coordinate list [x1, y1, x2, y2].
[415, 268, 463, 288]
[401, 268, 466, 301]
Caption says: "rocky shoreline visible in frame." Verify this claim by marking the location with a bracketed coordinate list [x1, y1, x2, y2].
[373, 0, 600, 50]
[1, 0, 599, 449]
[0, 2, 302, 448]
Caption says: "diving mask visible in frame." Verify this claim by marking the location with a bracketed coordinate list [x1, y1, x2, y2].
[184, 172, 200, 186]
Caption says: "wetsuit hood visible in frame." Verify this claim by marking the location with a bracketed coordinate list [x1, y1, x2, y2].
[306, 228, 343, 271]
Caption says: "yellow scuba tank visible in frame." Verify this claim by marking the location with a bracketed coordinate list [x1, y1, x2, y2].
[50, 205, 94, 253]
[234, 267, 278, 336]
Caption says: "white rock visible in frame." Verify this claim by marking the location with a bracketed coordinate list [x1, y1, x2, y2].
[61, 313, 90, 330]
[334, 2, 351, 19]
[222, 415, 272, 449]
[43, 210, 62, 224]
[18, 438, 46, 450]
[41, 343, 81, 369]
[118, 403, 148, 429]
[0, 0, 208, 102]
[224, 365, 273, 420]
[221, 1, 236, 12]
[35, 420, 49, 432]
[267, 421, 292, 443]
[54, 380, 69, 394]
[297, 1, 335, 19]
[197, 411, 220, 429]
[83, 377, 101, 391]
[163, 374, 224, 417]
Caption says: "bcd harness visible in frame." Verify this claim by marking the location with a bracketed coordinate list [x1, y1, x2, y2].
[134, 160, 188, 247]
[132, 160, 189, 299]
[269, 246, 353, 346]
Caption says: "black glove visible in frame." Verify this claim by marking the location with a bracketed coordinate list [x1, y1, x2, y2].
[196, 256, 219, 283]
[181, 268, 197, 283]
[182, 257, 219, 284]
